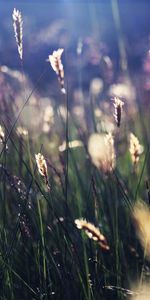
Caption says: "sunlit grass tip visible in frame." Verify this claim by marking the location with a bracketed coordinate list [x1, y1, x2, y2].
[12, 8, 23, 60]
[35, 153, 50, 190]
[48, 48, 66, 94]
[75, 218, 110, 250]
[113, 96, 124, 127]
[129, 133, 144, 166]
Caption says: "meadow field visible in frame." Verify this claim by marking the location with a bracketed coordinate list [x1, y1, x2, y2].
[0, 1, 150, 299]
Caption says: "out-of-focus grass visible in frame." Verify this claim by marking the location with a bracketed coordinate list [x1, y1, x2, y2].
[0, 1, 150, 300]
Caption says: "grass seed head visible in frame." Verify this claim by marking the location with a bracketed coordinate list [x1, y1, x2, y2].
[75, 218, 109, 250]
[16, 126, 28, 137]
[48, 49, 66, 93]
[131, 282, 150, 300]
[113, 97, 124, 127]
[88, 132, 116, 173]
[133, 200, 150, 258]
[0, 125, 5, 143]
[35, 153, 49, 188]
[12, 8, 23, 60]
[129, 133, 143, 166]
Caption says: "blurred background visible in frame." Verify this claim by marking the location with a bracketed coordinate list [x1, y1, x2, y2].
[1, 0, 150, 92]
[1, 2, 150, 299]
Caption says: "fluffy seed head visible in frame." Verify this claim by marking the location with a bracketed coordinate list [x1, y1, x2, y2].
[88, 133, 116, 173]
[75, 218, 109, 250]
[16, 126, 28, 137]
[48, 49, 64, 74]
[48, 49, 65, 93]
[42, 105, 54, 133]
[129, 133, 143, 166]
[133, 200, 150, 258]
[131, 282, 150, 300]
[35, 153, 48, 183]
[12, 8, 23, 60]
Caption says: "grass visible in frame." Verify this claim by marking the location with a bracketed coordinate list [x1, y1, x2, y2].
[0, 2, 150, 300]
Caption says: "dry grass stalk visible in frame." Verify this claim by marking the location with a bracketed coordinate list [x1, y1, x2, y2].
[129, 133, 143, 166]
[75, 218, 110, 250]
[113, 97, 124, 127]
[12, 8, 23, 60]
[133, 200, 150, 258]
[48, 49, 66, 94]
[88, 133, 116, 173]
[35, 153, 50, 189]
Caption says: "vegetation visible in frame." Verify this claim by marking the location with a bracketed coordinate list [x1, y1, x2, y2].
[0, 2, 150, 299]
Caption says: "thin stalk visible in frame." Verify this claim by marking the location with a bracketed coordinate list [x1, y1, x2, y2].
[37, 198, 47, 282]
[111, 0, 128, 74]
